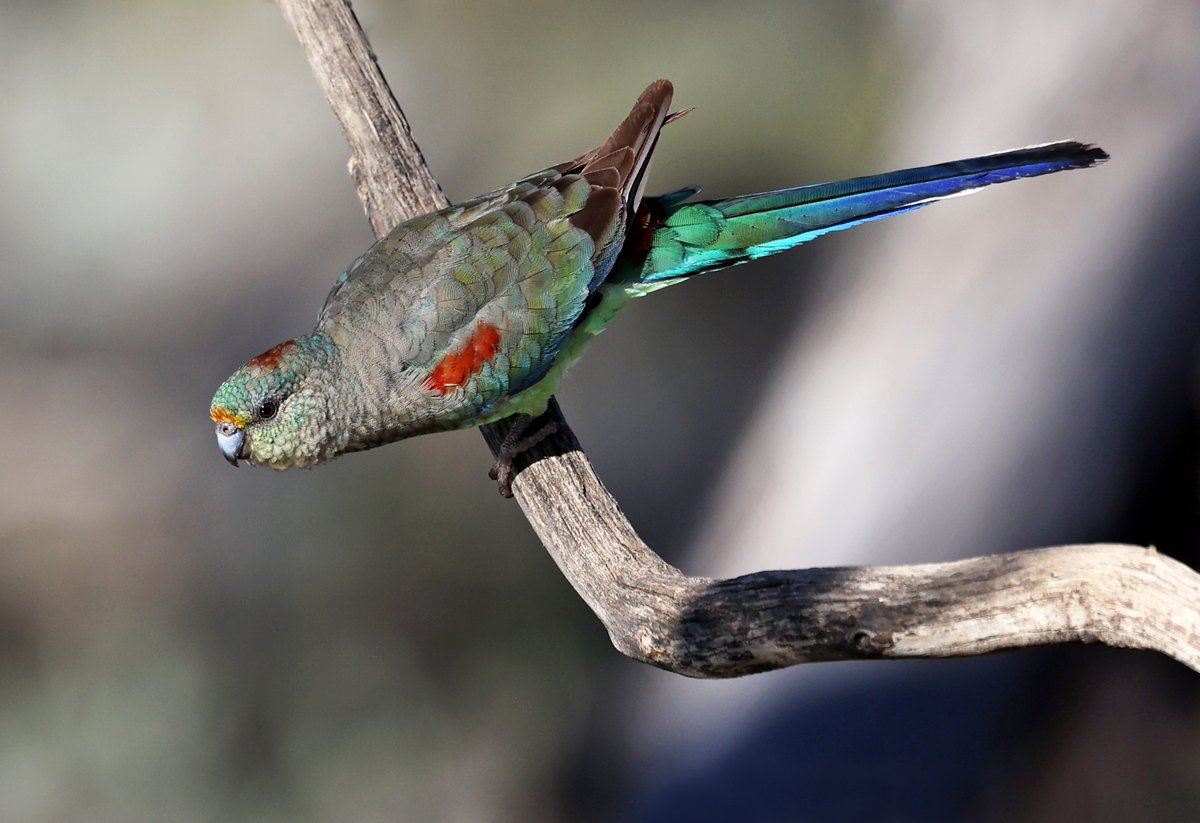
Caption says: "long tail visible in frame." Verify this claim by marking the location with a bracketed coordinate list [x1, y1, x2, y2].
[624, 141, 1108, 285]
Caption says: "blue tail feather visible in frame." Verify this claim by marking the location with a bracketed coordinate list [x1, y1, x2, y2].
[626, 141, 1108, 284]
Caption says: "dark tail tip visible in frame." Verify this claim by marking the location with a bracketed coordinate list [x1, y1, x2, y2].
[1065, 141, 1110, 167]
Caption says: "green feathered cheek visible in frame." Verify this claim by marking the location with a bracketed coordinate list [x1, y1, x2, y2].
[247, 401, 329, 470]
[248, 428, 304, 470]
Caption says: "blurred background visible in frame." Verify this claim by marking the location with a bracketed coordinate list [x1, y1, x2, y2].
[2, 1, 1199, 820]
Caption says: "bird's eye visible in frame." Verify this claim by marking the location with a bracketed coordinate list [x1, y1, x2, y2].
[257, 400, 278, 420]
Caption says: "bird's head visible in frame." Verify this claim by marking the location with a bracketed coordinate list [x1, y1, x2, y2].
[210, 333, 338, 470]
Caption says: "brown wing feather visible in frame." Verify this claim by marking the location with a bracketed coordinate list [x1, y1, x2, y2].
[549, 80, 675, 257]
[581, 167, 620, 190]
[554, 80, 674, 198]
[581, 147, 636, 186]
[567, 187, 622, 252]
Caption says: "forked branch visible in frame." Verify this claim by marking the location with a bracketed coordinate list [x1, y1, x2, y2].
[276, 0, 1200, 676]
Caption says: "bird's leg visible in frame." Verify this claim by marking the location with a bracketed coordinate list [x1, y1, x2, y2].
[489, 413, 560, 498]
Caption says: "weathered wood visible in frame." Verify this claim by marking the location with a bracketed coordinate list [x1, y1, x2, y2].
[276, 0, 1200, 676]
[277, 0, 447, 232]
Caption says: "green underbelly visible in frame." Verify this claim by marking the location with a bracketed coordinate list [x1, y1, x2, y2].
[478, 281, 665, 423]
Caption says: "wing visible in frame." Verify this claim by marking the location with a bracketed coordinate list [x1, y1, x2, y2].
[318, 81, 676, 429]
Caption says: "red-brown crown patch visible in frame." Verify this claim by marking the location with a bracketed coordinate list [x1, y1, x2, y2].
[246, 339, 296, 370]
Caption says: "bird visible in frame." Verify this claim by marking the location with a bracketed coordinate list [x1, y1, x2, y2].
[210, 79, 1107, 496]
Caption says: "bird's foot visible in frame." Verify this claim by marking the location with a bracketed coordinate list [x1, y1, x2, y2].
[489, 414, 559, 498]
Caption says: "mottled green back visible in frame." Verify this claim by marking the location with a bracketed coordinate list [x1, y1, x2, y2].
[315, 81, 676, 434]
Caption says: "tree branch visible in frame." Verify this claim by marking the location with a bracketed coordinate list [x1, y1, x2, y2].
[276, 0, 1200, 676]
[278, 0, 447, 232]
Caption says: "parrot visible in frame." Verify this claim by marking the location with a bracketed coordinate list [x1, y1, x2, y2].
[210, 79, 1107, 496]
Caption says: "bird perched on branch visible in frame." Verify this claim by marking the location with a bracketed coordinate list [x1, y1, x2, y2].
[211, 79, 1107, 495]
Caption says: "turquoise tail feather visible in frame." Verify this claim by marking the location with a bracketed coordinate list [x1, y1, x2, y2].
[626, 141, 1108, 284]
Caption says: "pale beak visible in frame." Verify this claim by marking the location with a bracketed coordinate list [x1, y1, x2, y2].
[216, 422, 248, 467]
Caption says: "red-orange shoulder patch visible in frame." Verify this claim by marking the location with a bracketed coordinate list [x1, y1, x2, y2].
[246, 340, 296, 370]
[426, 322, 502, 394]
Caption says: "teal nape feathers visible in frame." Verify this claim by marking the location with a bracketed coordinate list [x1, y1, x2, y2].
[211, 80, 1107, 495]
